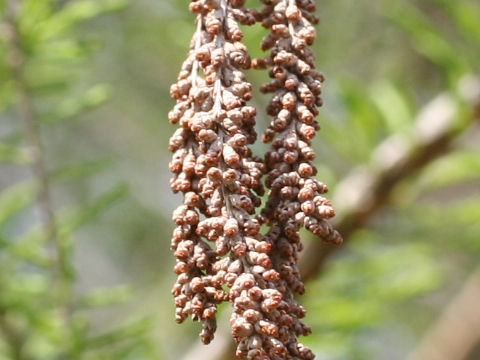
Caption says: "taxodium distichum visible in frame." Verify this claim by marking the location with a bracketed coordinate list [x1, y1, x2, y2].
[167, 0, 342, 358]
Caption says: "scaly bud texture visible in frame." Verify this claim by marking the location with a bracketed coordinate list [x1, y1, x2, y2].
[254, 0, 342, 296]
[168, 0, 341, 358]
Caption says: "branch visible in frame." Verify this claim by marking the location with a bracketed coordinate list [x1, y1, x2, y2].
[300, 74, 480, 280]
[4, 0, 65, 275]
[180, 75, 480, 360]
[3, 0, 74, 353]
[0, 310, 29, 360]
[407, 267, 480, 360]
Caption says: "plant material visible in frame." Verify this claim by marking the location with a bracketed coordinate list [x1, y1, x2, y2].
[168, 0, 266, 346]
[168, 0, 340, 358]
[254, 0, 342, 295]
[0, 1, 154, 358]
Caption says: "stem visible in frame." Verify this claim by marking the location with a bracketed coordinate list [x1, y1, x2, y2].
[191, 14, 203, 87]
[3, 0, 74, 354]
[0, 310, 28, 360]
[212, 0, 237, 223]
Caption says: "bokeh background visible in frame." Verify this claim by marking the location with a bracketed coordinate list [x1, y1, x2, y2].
[0, 0, 479, 359]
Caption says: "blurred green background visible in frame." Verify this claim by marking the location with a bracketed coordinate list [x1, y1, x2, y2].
[0, 0, 479, 359]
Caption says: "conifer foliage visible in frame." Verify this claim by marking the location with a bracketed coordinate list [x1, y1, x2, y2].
[0, 1, 156, 358]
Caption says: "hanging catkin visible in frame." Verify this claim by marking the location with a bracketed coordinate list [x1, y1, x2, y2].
[168, 0, 341, 358]
[254, 0, 342, 289]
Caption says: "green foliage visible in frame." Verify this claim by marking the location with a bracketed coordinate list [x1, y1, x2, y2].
[0, 1, 479, 359]
[0, 181, 36, 226]
[42, 84, 113, 124]
[383, 0, 480, 85]
[0, 1, 159, 359]
[414, 150, 480, 193]
[298, 2, 480, 357]
[0, 142, 31, 164]
[304, 235, 445, 359]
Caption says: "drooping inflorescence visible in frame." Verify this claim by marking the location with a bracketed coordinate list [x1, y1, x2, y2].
[168, 0, 263, 345]
[255, 0, 342, 244]
[254, 0, 342, 296]
[168, 0, 341, 358]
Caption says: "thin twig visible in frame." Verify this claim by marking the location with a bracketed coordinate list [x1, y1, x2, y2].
[4, 0, 66, 281]
[181, 75, 480, 360]
[3, 0, 74, 353]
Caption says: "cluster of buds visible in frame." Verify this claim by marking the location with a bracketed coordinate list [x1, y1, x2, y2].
[168, 0, 341, 358]
[254, 0, 343, 356]
[168, 0, 265, 345]
[254, 0, 342, 293]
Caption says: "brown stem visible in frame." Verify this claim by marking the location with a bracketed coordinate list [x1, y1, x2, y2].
[0, 310, 28, 360]
[180, 75, 480, 360]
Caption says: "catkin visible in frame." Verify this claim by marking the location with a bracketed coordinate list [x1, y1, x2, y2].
[253, 0, 342, 357]
[168, 0, 341, 357]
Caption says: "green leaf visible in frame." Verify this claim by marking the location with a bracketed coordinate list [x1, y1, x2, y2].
[370, 81, 413, 135]
[20, 0, 58, 33]
[384, 2, 469, 80]
[36, 0, 128, 42]
[42, 84, 113, 123]
[26, 63, 75, 95]
[0, 142, 32, 164]
[50, 158, 116, 183]
[57, 183, 128, 237]
[432, 0, 480, 43]
[324, 80, 386, 163]
[405, 197, 480, 253]
[451, 1, 480, 42]
[414, 150, 480, 192]
[78, 285, 132, 308]
[86, 317, 153, 349]
[12, 184, 128, 262]
[37, 39, 98, 63]
[362, 246, 443, 300]
[4, 240, 50, 267]
[0, 181, 36, 227]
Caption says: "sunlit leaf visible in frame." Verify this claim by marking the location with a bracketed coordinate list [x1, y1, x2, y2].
[370, 81, 414, 135]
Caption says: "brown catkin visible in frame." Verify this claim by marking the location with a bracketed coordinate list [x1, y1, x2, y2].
[253, 0, 343, 358]
[168, 0, 341, 357]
